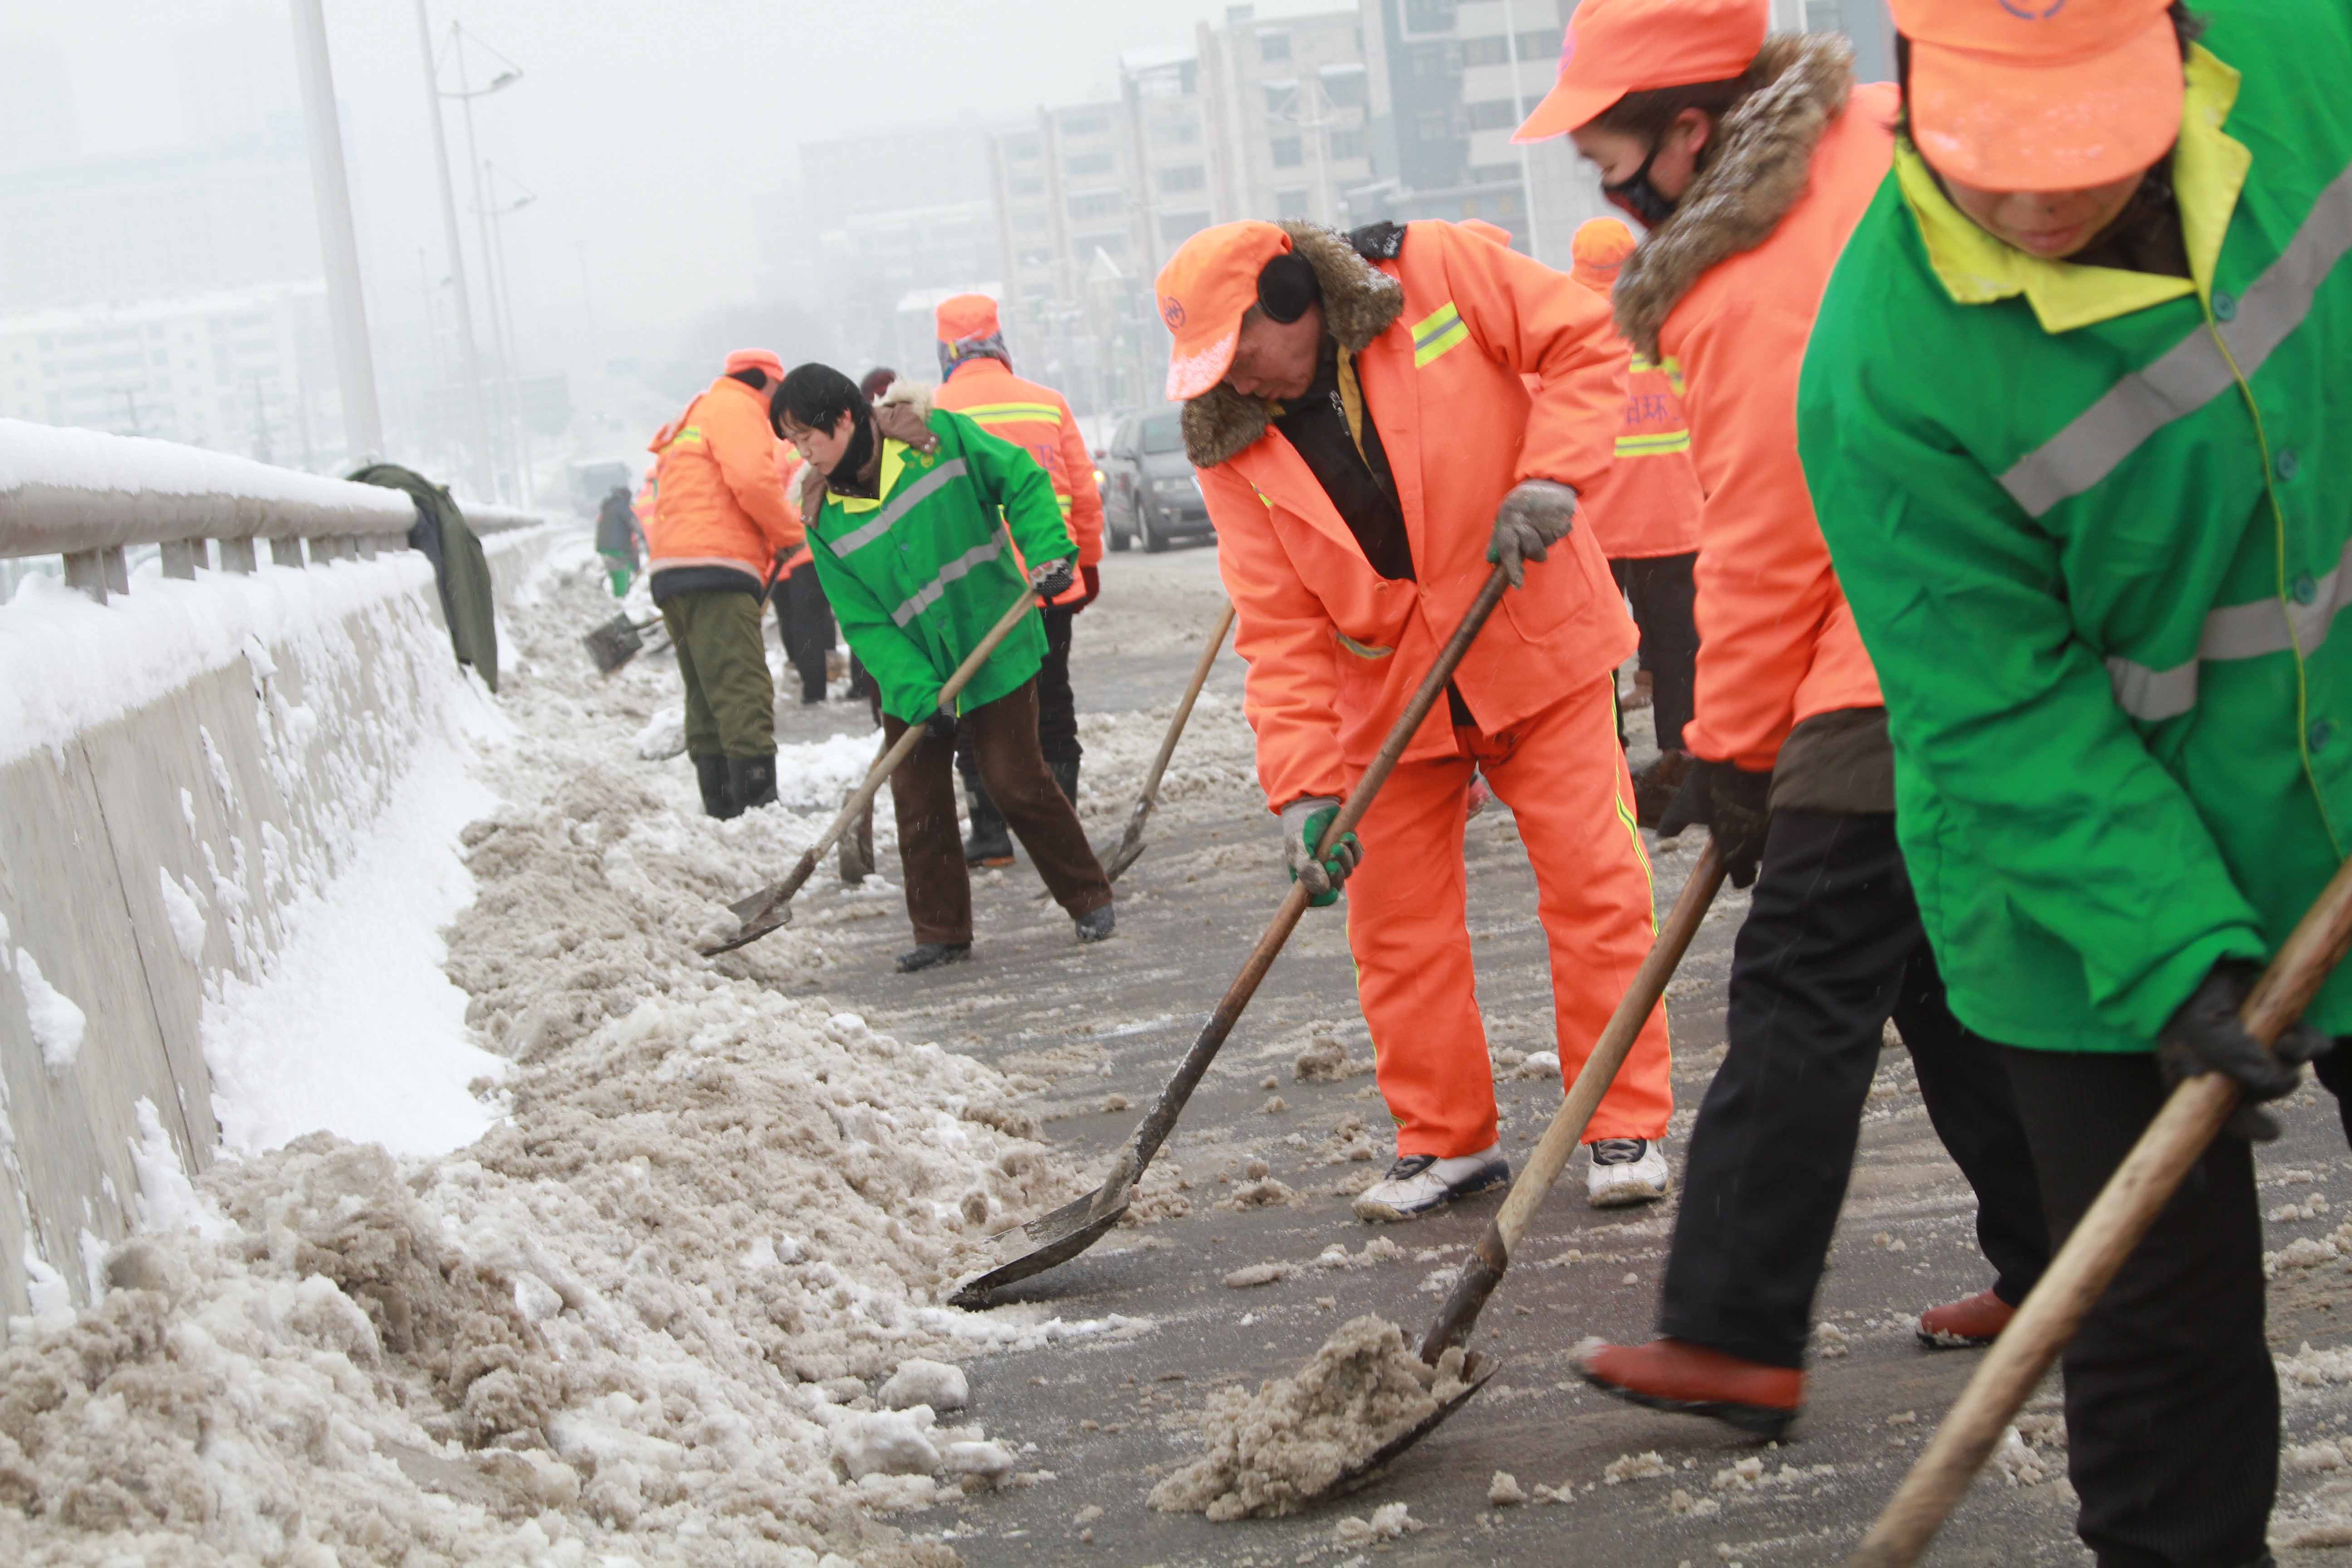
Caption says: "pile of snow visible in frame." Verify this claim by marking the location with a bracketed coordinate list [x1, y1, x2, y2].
[0, 549, 1141, 1565]
[0, 913, 85, 1074]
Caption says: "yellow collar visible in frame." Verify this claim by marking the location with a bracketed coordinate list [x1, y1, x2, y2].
[833, 439, 908, 515]
[1897, 43, 2249, 333]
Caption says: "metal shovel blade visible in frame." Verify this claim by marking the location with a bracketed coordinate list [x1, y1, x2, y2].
[1104, 836, 1147, 882]
[947, 1202, 1128, 1308]
[1323, 1350, 1501, 1496]
[583, 613, 647, 674]
[697, 895, 791, 956]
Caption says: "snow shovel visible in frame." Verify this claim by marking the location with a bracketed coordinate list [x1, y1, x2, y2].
[1846, 854, 2352, 1568]
[1284, 835, 1733, 1493]
[949, 567, 1513, 1309]
[584, 612, 662, 675]
[1105, 601, 1236, 882]
[697, 588, 1047, 956]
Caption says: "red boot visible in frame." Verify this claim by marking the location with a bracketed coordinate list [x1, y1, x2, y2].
[1916, 1289, 2014, 1348]
[1577, 1338, 1803, 1439]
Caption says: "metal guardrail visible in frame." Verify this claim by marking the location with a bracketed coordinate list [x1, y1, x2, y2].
[0, 418, 551, 604]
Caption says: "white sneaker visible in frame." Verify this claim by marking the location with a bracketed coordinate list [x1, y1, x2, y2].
[1352, 1144, 1509, 1222]
[1587, 1137, 1671, 1208]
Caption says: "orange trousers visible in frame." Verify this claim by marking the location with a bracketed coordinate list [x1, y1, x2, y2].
[1343, 675, 1672, 1157]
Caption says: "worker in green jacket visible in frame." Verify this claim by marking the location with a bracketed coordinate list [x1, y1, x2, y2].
[1798, 0, 2345, 1560]
[773, 363, 1114, 972]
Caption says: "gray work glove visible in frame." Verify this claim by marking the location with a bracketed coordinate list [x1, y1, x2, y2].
[2157, 959, 2332, 1141]
[1486, 478, 1579, 589]
[1279, 796, 1361, 908]
[1030, 558, 1076, 600]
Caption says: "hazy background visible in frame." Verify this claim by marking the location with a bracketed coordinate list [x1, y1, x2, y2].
[0, 0, 1885, 502]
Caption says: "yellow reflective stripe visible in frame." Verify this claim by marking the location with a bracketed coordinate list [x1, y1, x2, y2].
[1615, 430, 1693, 457]
[670, 425, 705, 445]
[1334, 630, 1393, 660]
[1629, 353, 1686, 396]
[1410, 302, 1469, 368]
[959, 401, 1064, 425]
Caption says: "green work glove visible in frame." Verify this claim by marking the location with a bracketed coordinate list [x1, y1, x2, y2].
[1279, 796, 1362, 907]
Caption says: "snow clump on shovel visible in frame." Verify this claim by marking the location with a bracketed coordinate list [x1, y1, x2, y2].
[1149, 1314, 1468, 1519]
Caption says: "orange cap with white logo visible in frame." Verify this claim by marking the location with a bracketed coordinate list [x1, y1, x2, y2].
[1154, 220, 1294, 402]
[1893, 0, 2185, 192]
[1513, 0, 1769, 143]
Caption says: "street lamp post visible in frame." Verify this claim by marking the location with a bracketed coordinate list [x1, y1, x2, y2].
[413, 0, 494, 499]
[485, 164, 538, 506]
[290, 0, 384, 467]
[446, 22, 524, 500]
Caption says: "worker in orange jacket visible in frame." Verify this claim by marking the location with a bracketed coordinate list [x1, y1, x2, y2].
[1565, 216, 1705, 820]
[1513, 0, 2048, 1434]
[930, 294, 1107, 866]
[1158, 217, 1675, 1217]
[647, 348, 803, 818]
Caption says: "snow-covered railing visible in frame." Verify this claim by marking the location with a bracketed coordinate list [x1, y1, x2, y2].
[0, 419, 549, 605]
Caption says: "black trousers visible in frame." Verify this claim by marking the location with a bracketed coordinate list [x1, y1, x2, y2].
[770, 567, 834, 706]
[1659, 808, 2050, 1368]
[2003, 1048, 2274, 1568]
[1610, 552, 1699, 754]
[959, 603, 1080, 792]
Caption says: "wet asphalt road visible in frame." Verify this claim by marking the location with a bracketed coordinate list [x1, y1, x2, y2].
[763, 545, 2352, 1568]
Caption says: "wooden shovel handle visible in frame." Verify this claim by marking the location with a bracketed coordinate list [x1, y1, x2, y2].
[1111, 601, 1236, 867]
[1849, 854, 2352, 1568]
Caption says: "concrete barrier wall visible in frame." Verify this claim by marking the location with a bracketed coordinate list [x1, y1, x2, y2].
[0, 529, 561, 1328]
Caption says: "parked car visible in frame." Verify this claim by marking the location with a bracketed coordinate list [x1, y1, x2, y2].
[1099, 409, 1213, 554]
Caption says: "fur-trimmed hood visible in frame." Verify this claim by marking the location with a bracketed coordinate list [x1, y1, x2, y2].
[1613, 32, 1856, 358]
[799, 380, 940, 514]
[1179, 222, 1406, 470]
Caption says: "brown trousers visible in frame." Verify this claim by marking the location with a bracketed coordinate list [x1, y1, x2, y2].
[883, 679, 1111, 945]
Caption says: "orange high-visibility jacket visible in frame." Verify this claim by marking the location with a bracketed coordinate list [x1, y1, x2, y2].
[771, 447, 813, 575]
[647, 375, 802, 586]
[932, 356, 1103, 606]
[1581, 347, 1702, 561]
[1193, 220, 1637, 810]
[1647, 84, 1895, 772]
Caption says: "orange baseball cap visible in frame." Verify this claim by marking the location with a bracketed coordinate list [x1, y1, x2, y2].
[1571, 217, 1638, 291]
[723, 348, 786, 380]
[1514, 0, 1769, 143]
[1155, 220, 1294, 401]
[935, 293, 1001, 342]
[1894, 0, 2185, 192]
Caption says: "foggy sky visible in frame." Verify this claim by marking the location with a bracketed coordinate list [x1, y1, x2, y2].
[43, 0, 1351, 384]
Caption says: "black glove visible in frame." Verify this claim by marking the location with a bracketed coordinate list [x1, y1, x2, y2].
[1654, 757, 1772, 889]
[2157, 959, 2333, 1141]
[924, 708, 958, 745]
[1030, 558, 1076, 600]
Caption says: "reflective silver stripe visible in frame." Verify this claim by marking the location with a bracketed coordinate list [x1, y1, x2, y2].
[2106, 534, 2352, 720]
[829, 459, 969, 556]
[889, 539, 1004, 627]
[2002, 163, 2352, 519]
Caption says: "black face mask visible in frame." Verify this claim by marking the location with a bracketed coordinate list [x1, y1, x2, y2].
[1603, 138, 1677, 229]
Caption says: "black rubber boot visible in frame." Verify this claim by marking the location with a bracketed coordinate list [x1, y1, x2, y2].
[896, 941, 972, 973]
[1075, 903, 1114, 943]
[694, 754, 738, 820]
[963, 781, 1014, 867]
[1048, 755, 1080, 807]
[728, 754, 779, 813]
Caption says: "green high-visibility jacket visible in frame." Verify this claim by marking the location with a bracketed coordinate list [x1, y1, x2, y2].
[1796, 2, 2352, 1054]
[807, 409, 1074, 726]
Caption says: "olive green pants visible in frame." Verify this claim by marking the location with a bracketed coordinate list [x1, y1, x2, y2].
[659, 589, 775, 759]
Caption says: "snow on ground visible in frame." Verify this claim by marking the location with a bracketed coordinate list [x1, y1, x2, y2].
[0, 542, 1156, 1566]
